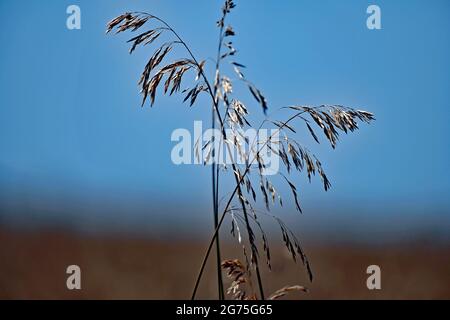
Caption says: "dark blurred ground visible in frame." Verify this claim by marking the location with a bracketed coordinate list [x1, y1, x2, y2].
[0, 228, 449, 300]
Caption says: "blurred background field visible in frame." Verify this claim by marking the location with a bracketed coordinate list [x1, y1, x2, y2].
[1, 227, 448, 300]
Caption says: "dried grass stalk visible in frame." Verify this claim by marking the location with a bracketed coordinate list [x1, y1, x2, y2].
[107, 0, 374, 301]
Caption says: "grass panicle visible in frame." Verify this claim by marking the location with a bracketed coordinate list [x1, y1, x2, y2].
[107, 0, 374, 300]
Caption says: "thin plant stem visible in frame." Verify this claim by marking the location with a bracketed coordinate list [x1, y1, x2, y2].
[212, 18, 226, 301]
[145, 14, 266, 300]
[191, 111, 306, 299]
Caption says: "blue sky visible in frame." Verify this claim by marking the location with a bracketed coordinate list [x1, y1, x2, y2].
[0, 1, 449, 237]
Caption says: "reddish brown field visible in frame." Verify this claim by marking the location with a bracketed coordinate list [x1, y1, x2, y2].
[0, 229, 449, 300]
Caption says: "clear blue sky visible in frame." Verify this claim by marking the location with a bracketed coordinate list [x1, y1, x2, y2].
[1, 1, 449, 237]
